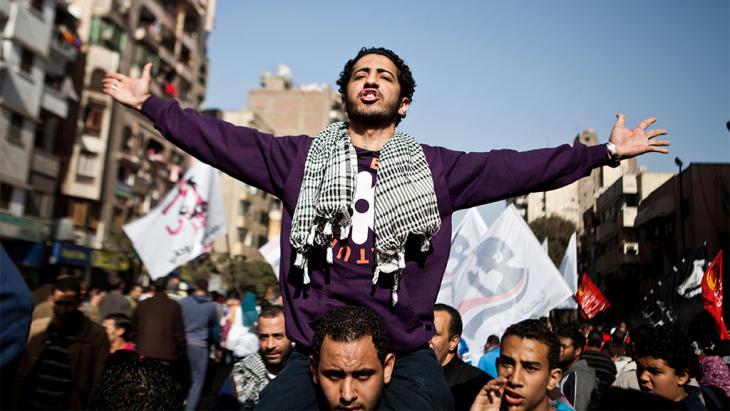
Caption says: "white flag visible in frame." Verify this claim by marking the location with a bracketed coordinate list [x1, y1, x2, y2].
[123, 162, 226, 279]
[259, 235, 281, 282]
[555, 233, 579, 309]
[436, 208, 488, 305]
[453, 205, 571, 356]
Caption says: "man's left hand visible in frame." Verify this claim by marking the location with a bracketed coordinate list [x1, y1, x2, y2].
[609, 114, 669, 159]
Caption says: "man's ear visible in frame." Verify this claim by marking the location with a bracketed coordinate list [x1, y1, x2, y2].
[398, 97, 410, 118]
[383, 353, 395, 384]
[448, 335, 460, 354]
[575, 346, 583, 358]
[547, 368, 563, 390]
[675, 369, 690, 387]
[308, 355, 319, 385]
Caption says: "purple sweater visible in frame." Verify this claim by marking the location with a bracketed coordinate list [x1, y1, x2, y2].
[142, 96, 611, 352]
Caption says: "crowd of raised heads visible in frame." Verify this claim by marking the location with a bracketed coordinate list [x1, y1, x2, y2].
[4, 272, 729, 411]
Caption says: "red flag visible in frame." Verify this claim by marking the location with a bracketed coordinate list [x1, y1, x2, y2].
[576, 273, 610, 319]
[702, 250, 728, 340]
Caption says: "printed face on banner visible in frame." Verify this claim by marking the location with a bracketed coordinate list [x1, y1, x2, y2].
[162, 177, 208, 236]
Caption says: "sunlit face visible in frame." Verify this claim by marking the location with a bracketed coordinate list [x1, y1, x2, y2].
[429, 310, 458, 366]
[102, 319, 125, 347]
[50, 289, 80, 316]
[498, 335, 562, 411]
[258, 315, 292, 366]
[311, 336, 395, 411]
[637, 356, 689, 402]
[343, 54, 409, 127]
[558, 336, 579, 369]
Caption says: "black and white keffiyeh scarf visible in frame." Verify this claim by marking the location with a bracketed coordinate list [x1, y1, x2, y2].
[290, 121, 441, 305]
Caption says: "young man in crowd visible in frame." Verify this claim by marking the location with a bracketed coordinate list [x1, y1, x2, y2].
[179, 278, 220, 411]
[557, 325, 597, 411]
[309, 305, 396, 411]
[478, 334, 501, 379]
[632, 324, 708, 410]
[431, 303, 491, 410]
[103, 46, 668, 409]
[232, 304, 293, 409]
[13, 276, 109, 409]
[470, 319, 571, 411]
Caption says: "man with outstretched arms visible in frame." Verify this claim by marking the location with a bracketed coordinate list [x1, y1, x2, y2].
[103, 47, 668, 409]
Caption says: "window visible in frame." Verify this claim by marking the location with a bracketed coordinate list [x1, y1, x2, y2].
[258, 236, 269, 248]
[260, 211, 269, 226]
[89, 69, 106, 92]
[0, 183, 13, 210]
[20, 48, 34, 75]
[77, 152, 98, 178]
[240, 200, 251, 215]
[71, 200, 88, 227]
[24, 191, 44, 218]
[89, 17, 127, 52]
[237, 227, 249, 244]
[31, 0, 44, 12]
[83, 100, 105, 136]
[7, 113, 23, 146]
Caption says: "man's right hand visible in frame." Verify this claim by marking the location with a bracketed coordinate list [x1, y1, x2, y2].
[102, 62, 152, 110]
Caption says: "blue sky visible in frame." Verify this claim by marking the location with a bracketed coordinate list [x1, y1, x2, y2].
[204, 0, 729, 224]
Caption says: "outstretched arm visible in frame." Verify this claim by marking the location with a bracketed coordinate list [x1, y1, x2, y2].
[101, 64, 307, 197]
[438, 115, 669, 211]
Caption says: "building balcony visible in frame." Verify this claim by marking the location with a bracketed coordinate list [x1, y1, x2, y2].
[8, 2, 52, 58]
[132, 176, 150, 194]
[0, 68, 43, 119]
[116, 181, 133, 199]
[41, 87, 69, 118]
[31, 150, 60, 177]
[49, 28, 80, 62]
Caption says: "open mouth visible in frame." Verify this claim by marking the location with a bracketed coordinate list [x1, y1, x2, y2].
[359, 89, 380, 103]
[503, 389, 524, 406]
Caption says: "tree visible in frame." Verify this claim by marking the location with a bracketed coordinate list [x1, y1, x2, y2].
[529, 215, 576, 268]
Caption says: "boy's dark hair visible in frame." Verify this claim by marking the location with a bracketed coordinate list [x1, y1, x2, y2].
[312, 305, 389, 365]
[631, 324, 698, 379]
[104, 313, 133, 341]
[336, 47, 416, 125]
[53, 276, 82, 300]
[486, 335, 500, 347]
[557, 324, 586, 352]
[153, 277, 167, 292]
[503, 319, 561, 370]
[88, 358, 185, 410]
[434, 303, 463, 340]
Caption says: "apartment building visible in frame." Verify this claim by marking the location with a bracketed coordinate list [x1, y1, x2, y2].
[57, 0, 215, 249]
[1, 0, 82, 247]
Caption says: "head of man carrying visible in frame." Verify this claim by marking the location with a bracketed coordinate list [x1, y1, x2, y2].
[50, 276, 83, 330]
[309, 305, 395, 411]
[430, 303, 462, 366]
[472, 319, 563, 411]
[257, 304, 292, 375]
[556, 325, 585, 371]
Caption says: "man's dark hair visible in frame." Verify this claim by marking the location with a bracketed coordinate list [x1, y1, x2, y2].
[631, 324, 698, 379]
[587, 329, 604, 348]
[53, 276, 81, 300]
[336, 47, 416, 125]
[557, 324, 586, 352]
[153, 277, 167, 292]
[88, 358, 185, 410]
[486, 335, 500, 348]
[194, 278, 208, 292]
[312, 305, 389, 365]
[503, 319, 561, 370]
[104, 313, 133, 341]
[259, 304, 284, 319]
[434, 303, 462, 340]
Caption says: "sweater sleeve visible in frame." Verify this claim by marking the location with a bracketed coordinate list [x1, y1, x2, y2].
[141, 96, 310, 198]
[435, 142, 612, 210]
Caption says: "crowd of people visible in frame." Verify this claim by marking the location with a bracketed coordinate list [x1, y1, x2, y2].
[3, 43, 720, 410]
[2, 272, 728, 410]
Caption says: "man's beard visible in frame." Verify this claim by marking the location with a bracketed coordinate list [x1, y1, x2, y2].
[345, 92, 400, 128]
